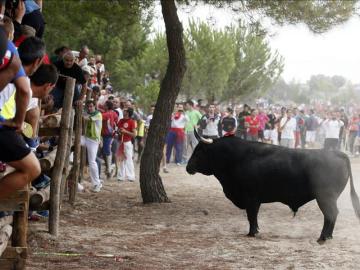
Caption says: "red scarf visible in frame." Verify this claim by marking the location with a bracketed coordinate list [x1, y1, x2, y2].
[174, 112, 182, 120]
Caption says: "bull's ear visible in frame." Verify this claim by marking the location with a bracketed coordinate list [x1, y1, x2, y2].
[194, 128, 201, 142]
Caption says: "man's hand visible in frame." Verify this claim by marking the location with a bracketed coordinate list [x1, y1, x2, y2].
[1, 119, 24, 133]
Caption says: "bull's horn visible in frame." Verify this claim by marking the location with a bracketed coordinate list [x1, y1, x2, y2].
[194, 128, 213, 144]
[194, 128, 201, 141]
[200, 137, 213, 144]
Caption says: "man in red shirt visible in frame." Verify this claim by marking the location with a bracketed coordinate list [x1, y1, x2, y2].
[245, 109, 260, 142]
[117, 107, 136, 181]
[101, 100, 118, 179]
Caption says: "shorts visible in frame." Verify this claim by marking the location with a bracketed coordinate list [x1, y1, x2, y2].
[0, 128, 31, 162]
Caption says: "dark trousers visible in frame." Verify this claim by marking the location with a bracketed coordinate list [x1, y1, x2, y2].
[324, 138, 339, 151]
[166, 131, 183, 164]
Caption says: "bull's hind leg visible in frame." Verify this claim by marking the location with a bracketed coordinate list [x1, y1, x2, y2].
[316, 197, 339, 244]
[246, 203, 260, 237]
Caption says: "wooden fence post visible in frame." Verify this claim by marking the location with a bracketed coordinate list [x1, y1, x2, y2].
[69, 104, 82, 205]
[49, 77, 75, 236]
[60, 109, 75, 201]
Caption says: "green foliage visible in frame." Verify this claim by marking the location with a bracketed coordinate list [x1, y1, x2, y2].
[132, 20, 281, 103]
[134, 80, 161, 110]
[182, 20, 235, 101]
[192, 0, 358, 34]
[224, 22, 283, 101]
[43, 0, 151, 83]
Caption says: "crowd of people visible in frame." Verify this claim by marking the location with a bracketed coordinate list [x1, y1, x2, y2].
[1, 0, 360, 220]
[0, 0, 112, 219]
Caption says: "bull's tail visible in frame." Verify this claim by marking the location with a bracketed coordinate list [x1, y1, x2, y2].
[344, 154, 360, 220]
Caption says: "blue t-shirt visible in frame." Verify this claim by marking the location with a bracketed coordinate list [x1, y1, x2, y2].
[7, 41, 26, 80]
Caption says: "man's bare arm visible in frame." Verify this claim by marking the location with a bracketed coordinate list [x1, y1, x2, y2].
[0, 55, 20, 91]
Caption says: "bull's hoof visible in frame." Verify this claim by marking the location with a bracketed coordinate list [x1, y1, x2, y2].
[247, 231, 259, 237]
[317, 236, 332, 245]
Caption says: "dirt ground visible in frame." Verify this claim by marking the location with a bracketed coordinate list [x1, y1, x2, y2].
[27, 159, 360, 270]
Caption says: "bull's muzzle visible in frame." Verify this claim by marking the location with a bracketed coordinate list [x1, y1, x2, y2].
[186, 164, 196, 175]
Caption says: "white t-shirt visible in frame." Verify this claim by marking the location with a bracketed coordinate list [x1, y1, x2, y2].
[115, 108, 123, 121]
[171, 113, 188, 129]
[280, 117, 297, 139]
[78, 58, 88, 69]
[323, 119, 344, 139]
[145, 114, 153, 128]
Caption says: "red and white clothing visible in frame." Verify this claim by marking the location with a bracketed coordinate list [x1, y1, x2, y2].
[245, 116, 260, 136]
[117, 118, 136, 181]
[101, 110, 118, 137]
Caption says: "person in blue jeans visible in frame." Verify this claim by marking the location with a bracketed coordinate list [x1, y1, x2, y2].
[166, 104, 188, 165]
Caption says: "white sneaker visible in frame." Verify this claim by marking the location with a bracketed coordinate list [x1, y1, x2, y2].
[77, 183, 84, 192]
[117, 177, 125, 181]
[92, 183, 102, 193]
[128, 179, 135, 182]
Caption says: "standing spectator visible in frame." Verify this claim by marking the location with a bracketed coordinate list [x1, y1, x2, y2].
[347, 113, 359, 154]
[112, 97, 123, 120]
[95, 55, 105, 85]
[77, 45, 89, 69]
[236, 104, 250, 139]
[296, 110, 306, 149]
[257, 107, 269, 142]
[339, 108, 348, 150]
[245, 109, 260, 142]
[145, 104, 155, 131]
[198, 103, 221, 139]
[101, 100, 118, 179]
[21, 0, 45, 38]
[82, 100, 103, 192]
[117, 107, 136, 182]
[279, 109, 297, 148]
[221, 107, 237, 136]
[183, 100, 202, 162]
[264, 107, 277, 144]
[166, 104, 188, 165]
[135, 117, 145, 163]
[51, 51, 87, 109]
[305, 109, 318, 148]
[322, 111, 344, 151]
[276, 106, 287, 144]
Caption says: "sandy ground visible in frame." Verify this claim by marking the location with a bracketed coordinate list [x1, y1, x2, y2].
[26, 159, 360, 270]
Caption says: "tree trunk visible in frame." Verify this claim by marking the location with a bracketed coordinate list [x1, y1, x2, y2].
[139, 0, 186, 203]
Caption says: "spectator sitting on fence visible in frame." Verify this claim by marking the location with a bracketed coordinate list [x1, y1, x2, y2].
[21, 0, 45, 39]
[50, 46, 70, 64]
[0, 37, 46, 140]
[0, 27, 22, 92]
[51, 51, 87, 110]
[0, 42, 43, 199]
[77, 45, 89, 69]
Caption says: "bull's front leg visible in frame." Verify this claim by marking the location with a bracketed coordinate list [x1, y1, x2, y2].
[246, 203, 260, 237]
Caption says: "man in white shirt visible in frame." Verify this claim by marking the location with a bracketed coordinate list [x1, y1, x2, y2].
[198, 103, 221, 139]
[322, 111, 344, 151]
[279, 109, 297, 148]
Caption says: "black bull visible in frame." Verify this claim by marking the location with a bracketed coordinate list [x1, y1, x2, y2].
[186, 134, 360, 243]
